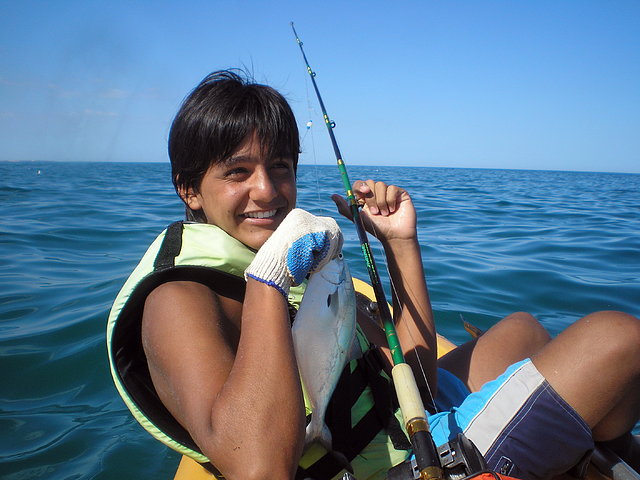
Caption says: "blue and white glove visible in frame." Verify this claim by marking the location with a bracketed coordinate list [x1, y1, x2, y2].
[245, 208, 343, 297]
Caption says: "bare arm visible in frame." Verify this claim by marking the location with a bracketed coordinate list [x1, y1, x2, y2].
[142, 278, 305, 480]
[332, 181, 438, 393]
[382, 235, 437, 391]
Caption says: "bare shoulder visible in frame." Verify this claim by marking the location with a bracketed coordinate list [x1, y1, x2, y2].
[145, 280, 217, 306]
[144, 282, 224, 347]
[144, 281, 221, 327]
[143, 281, 240, 344]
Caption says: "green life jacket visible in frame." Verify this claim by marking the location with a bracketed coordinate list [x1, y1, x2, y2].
[107, 221, 411, 480]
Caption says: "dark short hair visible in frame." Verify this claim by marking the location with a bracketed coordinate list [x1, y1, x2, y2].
[168, 70, 300, 221]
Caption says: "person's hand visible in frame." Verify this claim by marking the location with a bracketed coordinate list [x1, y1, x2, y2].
[245, 208, 343, 296]
[331, 180, 417, 243]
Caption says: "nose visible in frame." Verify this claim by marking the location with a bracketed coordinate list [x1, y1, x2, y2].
[248, 167, 278, 203]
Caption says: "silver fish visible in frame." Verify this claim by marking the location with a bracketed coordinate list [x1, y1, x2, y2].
[292, 254, 357, 454]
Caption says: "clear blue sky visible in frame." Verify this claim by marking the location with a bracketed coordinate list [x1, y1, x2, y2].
[1, 1, 638, 173]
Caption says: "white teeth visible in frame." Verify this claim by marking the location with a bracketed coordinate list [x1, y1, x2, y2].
[244, 209, 277, 219]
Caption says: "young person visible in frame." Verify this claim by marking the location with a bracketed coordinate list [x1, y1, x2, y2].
[108, 70, 640, 480]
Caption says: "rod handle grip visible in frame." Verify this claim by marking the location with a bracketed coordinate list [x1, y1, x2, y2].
[392, 363, 428, 425]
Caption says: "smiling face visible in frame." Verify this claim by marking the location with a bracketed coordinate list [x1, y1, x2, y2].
[181, 133, 297, 250]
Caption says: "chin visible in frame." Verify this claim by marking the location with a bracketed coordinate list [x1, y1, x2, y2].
[242, 232, 272, 251]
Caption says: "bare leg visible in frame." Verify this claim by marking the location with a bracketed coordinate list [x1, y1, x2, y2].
[439, 310, 640, 473]
[532, 311, 640, 441]
[438, 312, 551, 392]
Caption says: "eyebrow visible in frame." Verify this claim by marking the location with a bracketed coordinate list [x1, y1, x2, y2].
[220, 154, 252, 167]
[221, 152, 291, 167]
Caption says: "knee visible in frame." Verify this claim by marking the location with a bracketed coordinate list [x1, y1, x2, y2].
[581, 310, 640, 337]
[505, 311, 540, 325]
[501, 311, 551, 346]
[581, 311, 640, 363]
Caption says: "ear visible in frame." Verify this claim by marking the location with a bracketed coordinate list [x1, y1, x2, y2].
[178, 185, 203, 211]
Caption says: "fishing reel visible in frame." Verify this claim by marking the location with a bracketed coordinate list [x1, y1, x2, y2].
[387, 433, 487, 480]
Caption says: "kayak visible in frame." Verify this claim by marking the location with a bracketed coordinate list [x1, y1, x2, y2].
[173, 278, 638, 480]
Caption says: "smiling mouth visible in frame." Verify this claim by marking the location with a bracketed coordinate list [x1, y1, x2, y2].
[243, 209, 278, 219]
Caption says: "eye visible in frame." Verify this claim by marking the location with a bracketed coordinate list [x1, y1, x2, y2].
[272, 159, 293, 172]
[224, 167, 249, 178]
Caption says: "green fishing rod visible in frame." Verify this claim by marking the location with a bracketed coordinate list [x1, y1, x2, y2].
[290, 22, 444, 480]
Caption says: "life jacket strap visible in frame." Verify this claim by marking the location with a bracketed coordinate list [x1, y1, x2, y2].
[298, 348, 412, 480]
[154, 221, 184, 271]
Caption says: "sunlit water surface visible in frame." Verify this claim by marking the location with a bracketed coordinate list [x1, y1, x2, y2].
[1, 162, 638, 479]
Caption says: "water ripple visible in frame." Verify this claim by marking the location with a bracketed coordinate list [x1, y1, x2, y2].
[1, 162, 639, 478]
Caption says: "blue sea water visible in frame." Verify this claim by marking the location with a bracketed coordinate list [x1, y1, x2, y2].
[1, 161, 639, 479]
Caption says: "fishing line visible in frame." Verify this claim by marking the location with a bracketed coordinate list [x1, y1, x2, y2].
[336, 180, 437, 410]
[298, 55, 322, 205]
[291, 27, 436, 398]
[308, 123, 322, 206]
[365, 208, 440, 414]
[291, 22, 444, 478]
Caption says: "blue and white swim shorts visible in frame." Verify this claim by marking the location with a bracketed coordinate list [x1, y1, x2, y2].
[428, 359, 594, 480]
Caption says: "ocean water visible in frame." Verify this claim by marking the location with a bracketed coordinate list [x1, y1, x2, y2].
[1, 161, 638, 479]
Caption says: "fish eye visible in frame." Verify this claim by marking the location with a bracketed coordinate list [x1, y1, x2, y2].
[338, 253, 343, 259]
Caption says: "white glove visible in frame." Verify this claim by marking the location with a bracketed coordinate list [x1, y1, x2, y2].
[245, 208, 343, 297]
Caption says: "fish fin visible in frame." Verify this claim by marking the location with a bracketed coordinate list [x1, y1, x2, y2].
[462, 318, 484, 339]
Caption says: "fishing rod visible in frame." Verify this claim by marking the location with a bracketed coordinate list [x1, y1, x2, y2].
[290, 22, 444, 480]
